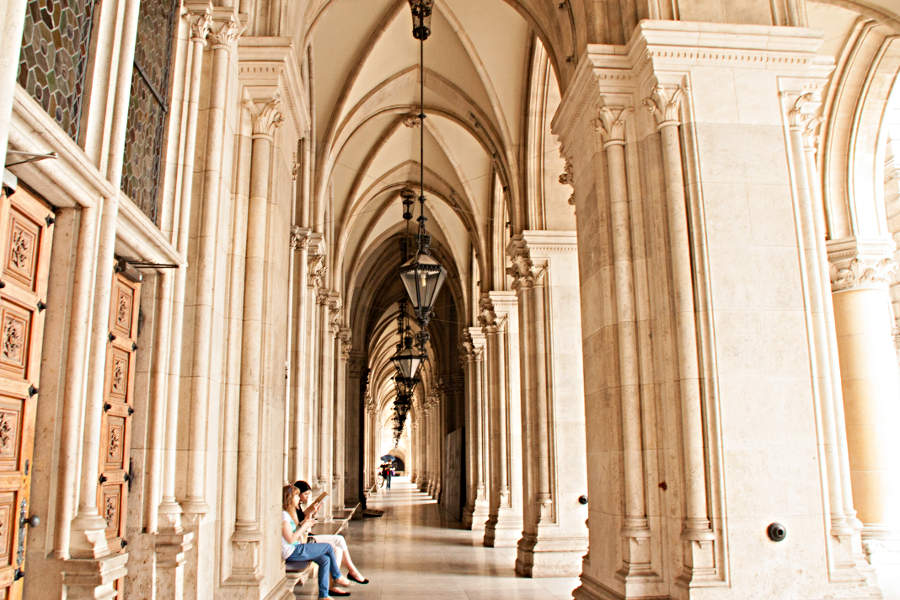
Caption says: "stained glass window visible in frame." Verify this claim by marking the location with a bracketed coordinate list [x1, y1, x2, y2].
[121, 0, 178, 224]
[18, 0, 98, 141]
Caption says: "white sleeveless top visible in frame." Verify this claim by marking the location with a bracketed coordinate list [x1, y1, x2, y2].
[281, 510, 300, 560]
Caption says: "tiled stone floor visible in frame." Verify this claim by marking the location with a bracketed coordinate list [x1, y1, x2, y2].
[295, 476, 578, 599]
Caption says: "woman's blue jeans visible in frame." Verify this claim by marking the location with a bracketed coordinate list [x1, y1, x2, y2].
[287, 542, 342, 598]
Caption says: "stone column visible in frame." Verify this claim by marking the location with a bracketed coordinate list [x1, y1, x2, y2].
[54, 204, 100, 557]
[365, 398, 377, 492]
[231, 96, 283, 581]
[482, 294, 523, 547]
[333, 326, 351, 513]
[314, 289, 337, 519]
[645, 86, 718, 582]
[784, 91, 863, 553]
[305, 236, 326, 479]
[596, 105, 653, 581]
[290, 227, 311, 481]
[509, 232, 588, 577]
[461, 328, 490, 529]
[829, 239, 900, 567]
[418, 399, 430, 492]
[184, 15, 241, 519]
[344, 352, 365, 507]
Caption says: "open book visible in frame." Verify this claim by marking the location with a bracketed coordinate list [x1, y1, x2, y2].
[304, 490, 328, 517]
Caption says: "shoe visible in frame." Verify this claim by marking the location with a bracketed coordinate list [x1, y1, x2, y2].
[329, 590, 351, 597]
[348, 573, 369, 584]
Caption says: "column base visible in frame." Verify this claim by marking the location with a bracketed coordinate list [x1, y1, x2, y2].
[483, 507, 522, 547]
[69, 513, 113, 558]
[61, 552, 129, 600]
[462, 496, 490, 531]
[155, 529, 194, 600]
[863, 527, 900, 599]
[573, 573, 627, 600]
[515, 530, 588, 577]
[227, 527, 262, 584]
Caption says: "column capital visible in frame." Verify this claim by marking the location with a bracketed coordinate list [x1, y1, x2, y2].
[593, 105, 632, 147]
[188, 11, 212, 44]
[783, 90, 824, 152]
[290, 226, 311, 251]
[247, 95, 283, 139]
[478, 296, 498, 330]
[339, 327, 352, 359]
[643, 84, 683, 130]
[558, 160, 575, 206]
[208, 14, 243, 50]
[828, 237, 898, 293]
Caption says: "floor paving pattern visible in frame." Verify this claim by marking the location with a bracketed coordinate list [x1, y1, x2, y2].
[295, 476, 579, 599]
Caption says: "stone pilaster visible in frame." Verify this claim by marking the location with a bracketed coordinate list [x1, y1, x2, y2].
[481, 293, 524, 548]
[461, 328, 490, 530]
[508, 232, 588, 577]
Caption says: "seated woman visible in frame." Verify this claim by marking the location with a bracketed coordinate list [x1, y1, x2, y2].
[294, 480, 369, 584]
[281, 485, 353, 598]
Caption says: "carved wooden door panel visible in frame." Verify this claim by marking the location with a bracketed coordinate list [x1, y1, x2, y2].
[0, 186, 54, 600]
[97, 270, 140, 577]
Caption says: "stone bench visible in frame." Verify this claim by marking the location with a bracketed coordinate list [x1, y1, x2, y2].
[285, 503, 361, 596]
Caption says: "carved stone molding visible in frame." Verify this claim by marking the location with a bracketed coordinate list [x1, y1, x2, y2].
[643, 85, 683, 129]
[315, 287, 330, 306]
[328, 293, 343, 334]
[506, 240, 547, 291]
[249, 96, 284, 139]
[828, 237, 898, 292]
[208, 15, 242, 49]
[402, 113, 421, 128]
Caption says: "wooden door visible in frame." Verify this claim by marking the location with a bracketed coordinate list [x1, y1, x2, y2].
[0, 186, 54, 600]
[97, 270, 140, 577]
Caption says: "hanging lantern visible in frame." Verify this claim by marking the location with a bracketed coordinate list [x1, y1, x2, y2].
[399, 249, 447, 323]
[391, 334, 425, 379]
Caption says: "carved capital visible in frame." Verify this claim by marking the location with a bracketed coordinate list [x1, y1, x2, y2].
[208, 15, 242, 49]
[828, 237, 898, 292]
[830, 257, 897, 292]
[290, 226, 311, 251]
[558, 159, 575, 206]
[506, 238, 546, 291]
[339, 328, 352, 359]
[593, 105, 631, 147]
[785, 91, 823, 153]
[189, 12, 212, 44]
[315, 287, 330, 306]
[308, 250, 326, 288]
[643, 85, 683, 129]
[477, 296, 497, 329]
[250, 96, 284, 139]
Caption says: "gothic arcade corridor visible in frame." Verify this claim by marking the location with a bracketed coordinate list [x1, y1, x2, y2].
[294, 477, 578, 600]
